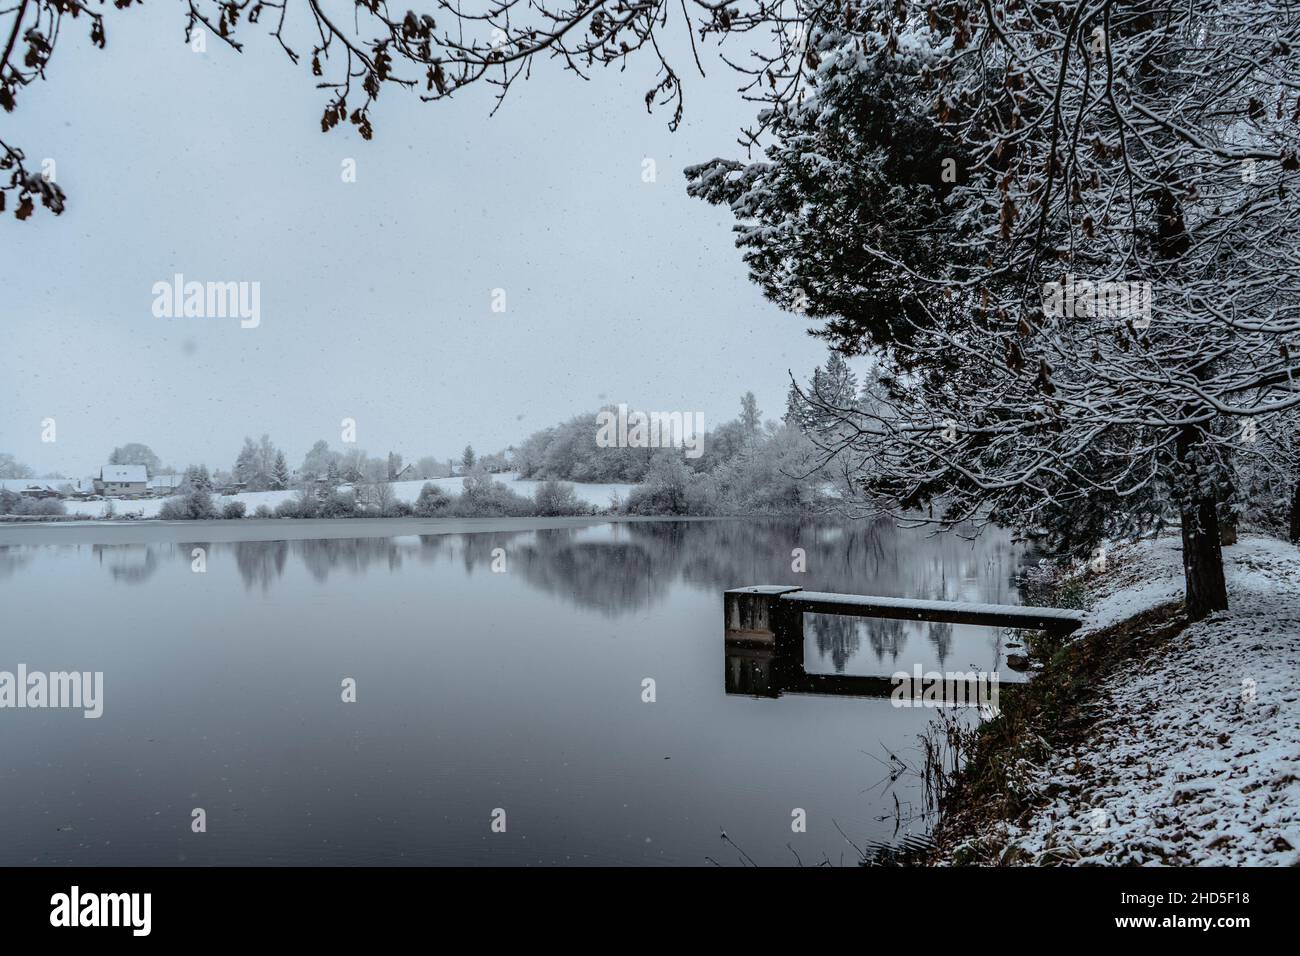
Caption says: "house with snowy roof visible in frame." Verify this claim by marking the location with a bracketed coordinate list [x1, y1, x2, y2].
[94, 465, 148, 497]
[17, 482, 66, 499]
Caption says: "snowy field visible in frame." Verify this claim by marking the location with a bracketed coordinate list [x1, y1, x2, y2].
[8, 474, 638, 519]
[993, 535, 1300, 865]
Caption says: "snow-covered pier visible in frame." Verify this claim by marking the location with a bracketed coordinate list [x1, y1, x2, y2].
[724, 586, 1082, 648]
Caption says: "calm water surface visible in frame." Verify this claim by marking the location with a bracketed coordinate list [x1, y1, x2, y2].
[0, 518, 1028, 865]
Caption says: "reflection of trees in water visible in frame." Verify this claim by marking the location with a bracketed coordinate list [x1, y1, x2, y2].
[622, 519, 1022, 604]
[807, 614, 863, 673]
[645, 518, 896, 595]
[220, 519, 1021, 622]
[230, 540, 289, 592]
[804, 615, 956, 672]
[203, 537, 411, 587]
[455, 531, 531, 575]
[926, 621, 954, 666]
[0, 546, 33, 580]
[409, 529, 671, 615]
[417, 534, 454, 562]
[514, 530, 667, 616]
[806, 614, 912, 671]
[92, 543, 159, 585]
[865, 617, 909, 668]
[293, 537, 404, 582]
[71, 520, 1025, 643]
[505, 520, 916, 617]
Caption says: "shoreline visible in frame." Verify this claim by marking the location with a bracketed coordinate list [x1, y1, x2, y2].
[0, 514, 732, 546]
[927, 534, 1300, 866]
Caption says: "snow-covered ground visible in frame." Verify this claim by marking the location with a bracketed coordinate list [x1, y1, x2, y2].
[27, 473, 637, 519]
[987, 535, 1300, 865]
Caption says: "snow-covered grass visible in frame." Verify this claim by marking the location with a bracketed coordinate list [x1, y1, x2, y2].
[1073, 537, 1191, 634]
[947, 534, 1300, 866]
[398, 473, 637, 510]
[39, 473, 637, 519]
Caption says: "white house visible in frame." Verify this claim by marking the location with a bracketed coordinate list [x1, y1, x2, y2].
[95, 465, 148, 497]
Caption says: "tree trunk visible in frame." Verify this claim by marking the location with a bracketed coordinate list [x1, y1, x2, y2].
[1290, 478, 1300, 544]
[1177, 425, 1229, 621]
[1180, 492, 1229, 621]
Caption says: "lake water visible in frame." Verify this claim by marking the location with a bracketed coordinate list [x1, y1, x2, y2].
[0, 517, 1028, 866]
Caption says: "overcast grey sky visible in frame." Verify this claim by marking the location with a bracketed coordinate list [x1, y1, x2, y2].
[0, 7, 831, 476]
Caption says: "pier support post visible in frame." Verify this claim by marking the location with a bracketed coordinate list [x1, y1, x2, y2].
[723, 586, 803, 646]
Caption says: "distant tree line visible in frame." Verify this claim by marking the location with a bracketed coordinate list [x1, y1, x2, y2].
[509, 389, 842, 516]
[5, 373, 868, 520]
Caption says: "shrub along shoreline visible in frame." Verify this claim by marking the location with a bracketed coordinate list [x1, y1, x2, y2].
[154, 474, 598, 521]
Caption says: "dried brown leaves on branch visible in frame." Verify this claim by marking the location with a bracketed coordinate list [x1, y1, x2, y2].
[2, 0, 826, 218]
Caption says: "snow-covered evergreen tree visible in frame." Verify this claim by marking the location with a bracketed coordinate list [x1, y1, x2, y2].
[687, 6, 1300, 619]
[272, 451, 290, 490]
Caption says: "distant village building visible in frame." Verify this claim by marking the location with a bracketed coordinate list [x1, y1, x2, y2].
[94, 465, 148, 497]
[18, 482, 65, 499]
[393, 463, 416, 481]
[147, 475, 183, 496]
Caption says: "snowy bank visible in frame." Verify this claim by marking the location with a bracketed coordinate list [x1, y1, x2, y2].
[940, 534, 1300, 866]
[25, 473, 637, 520]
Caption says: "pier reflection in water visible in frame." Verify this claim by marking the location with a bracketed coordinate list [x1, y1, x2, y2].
[724, 613, 1018, 704]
